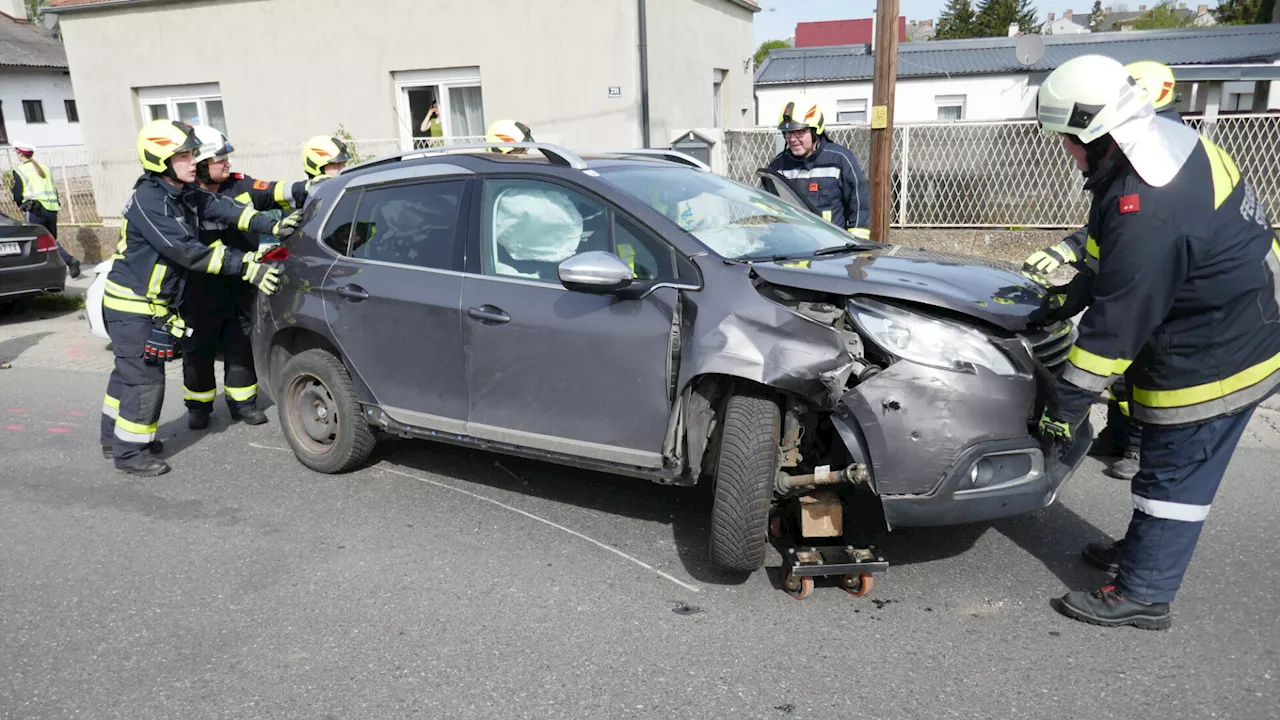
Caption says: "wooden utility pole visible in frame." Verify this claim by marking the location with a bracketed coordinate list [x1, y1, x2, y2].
[869, 0, 899, 245]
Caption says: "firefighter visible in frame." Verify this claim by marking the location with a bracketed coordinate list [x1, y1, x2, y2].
[100, 119, 300, 476]
[1036, 55, 1280, 629]
[182, 125, 327, 430]
[486, 119, 535, 155]
[302, 135, 353, 179]
[767, 96, 871, 240]
[9, 141, 80, 278]
[1023, 60, 1187, 481]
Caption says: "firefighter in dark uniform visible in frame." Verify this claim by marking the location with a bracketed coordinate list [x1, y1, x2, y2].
[100, 119, 299, 476]
[767, 96, 872, 240]
[181, 126, 335, 430]
[1024, 60, 1186, 481]
[1035, 56, 1280, 629]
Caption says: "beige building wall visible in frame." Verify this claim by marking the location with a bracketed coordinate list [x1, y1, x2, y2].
[66, 0, 761, 220]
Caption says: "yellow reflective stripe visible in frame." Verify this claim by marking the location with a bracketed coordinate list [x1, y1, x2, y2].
[102, 395, 120, 419]
[849, 227, 871, 240]
[104, 279, 147, 300]
[617, 243, 636, 272]
[1068, 345, 1132, 377]
[224, 384, 258, 402]
[183, 386, 217, 403]
[1086, 235, 1099, 260]
[206, 244, 227, 274]
[1118, 401, 1131, 417]
[237, 206, 257, 232]
[116, 220, 129, 256]
[114, 419, 157, 444]
[821, 210, 833, 222]
[146, 264, 167, 301]
[274, 181, 290, 209]
[1201, 137, 1241, 209]
[234, 191, 252, 204]
[1133, 348, 1280, 408]
[1272, 238, 1280, 263]
[102, 294, 167, 317]
[1054, 241, 1078, 264]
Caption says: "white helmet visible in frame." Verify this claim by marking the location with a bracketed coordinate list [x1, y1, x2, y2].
[1037, 55, 1150, 145]
[192, 124, 233, 165]
[12, 140, 35, 154]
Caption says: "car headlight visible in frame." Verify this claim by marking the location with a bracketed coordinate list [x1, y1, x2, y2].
[848, 297, 1018, 376]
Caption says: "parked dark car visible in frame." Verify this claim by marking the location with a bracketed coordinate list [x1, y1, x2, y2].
[252, 144, 1091, 574]
[0, 212, 65, 313]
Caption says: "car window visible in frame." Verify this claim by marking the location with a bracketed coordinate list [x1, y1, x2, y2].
[349, 180, 466, 271]
[482, 179, 608, 283]
[614, 216, 675, 282]
[321, 192, 360, 255]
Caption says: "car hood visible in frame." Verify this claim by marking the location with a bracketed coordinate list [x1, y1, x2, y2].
[749, 245, 1049, 332]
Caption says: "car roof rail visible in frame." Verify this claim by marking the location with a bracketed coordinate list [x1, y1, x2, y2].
[346, 143, 589, 173]
[581, 149, 712, 172]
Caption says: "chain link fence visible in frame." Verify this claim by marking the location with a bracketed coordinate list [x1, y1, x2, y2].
[725, 113, 1280, 229]
[1, 146, 102, 225]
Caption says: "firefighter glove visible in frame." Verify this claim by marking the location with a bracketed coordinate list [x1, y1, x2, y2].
[1038, 411, 1073, 443]
[242, 257, 283, 295]
[143, 324, 175, 363]
[271, 210, 303, 240]
[1022, 241, 1076, 276]
[303, 173, 331, 194]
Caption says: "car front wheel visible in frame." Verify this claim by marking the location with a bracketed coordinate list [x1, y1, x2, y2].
[709, 392, 782, 573]
[278, 348, 376, 473]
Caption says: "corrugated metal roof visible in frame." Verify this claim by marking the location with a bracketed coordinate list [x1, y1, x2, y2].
[756, 24, 1280, 85]
[0, 15, 68, 68]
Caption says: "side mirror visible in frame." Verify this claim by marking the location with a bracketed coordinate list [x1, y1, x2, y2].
[558, 251, 634, 295]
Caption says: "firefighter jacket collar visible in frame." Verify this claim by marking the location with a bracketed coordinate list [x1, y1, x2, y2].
[1109, 110, 1198, 188]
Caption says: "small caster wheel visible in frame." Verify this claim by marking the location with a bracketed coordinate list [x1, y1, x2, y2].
[769, 515, 786, 540]
[841, 573, 874, 597]
[783, 569, 813, 600]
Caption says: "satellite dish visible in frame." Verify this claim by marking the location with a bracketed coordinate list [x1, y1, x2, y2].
[1015, 34, 1045, 67]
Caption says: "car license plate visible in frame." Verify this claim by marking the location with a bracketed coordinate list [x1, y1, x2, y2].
[0, 241, 20, 257]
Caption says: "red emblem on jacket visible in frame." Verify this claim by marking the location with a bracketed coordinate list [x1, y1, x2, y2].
[1119, 194, 1140, 214]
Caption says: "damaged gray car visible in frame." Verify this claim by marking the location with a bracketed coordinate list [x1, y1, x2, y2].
[252, 144, 1093, 574]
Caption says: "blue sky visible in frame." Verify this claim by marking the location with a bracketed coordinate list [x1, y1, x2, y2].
[751, 1, 1223, 45]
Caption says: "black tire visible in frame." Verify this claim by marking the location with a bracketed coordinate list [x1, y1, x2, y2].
[277, 348, 376, 473]
[709, 392, 782, 573]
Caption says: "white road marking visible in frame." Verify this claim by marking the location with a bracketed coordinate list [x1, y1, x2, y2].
[377, 463, 701, 594]
[247, 440, 701, 593]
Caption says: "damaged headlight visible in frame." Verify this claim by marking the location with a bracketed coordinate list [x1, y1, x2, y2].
[848, 298, 1017, 376]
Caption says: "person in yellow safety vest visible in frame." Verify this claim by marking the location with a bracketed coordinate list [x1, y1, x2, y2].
[100, 120, 301, 477]
[9, 141, 80, 278]
[1023, 60, 1186, 482]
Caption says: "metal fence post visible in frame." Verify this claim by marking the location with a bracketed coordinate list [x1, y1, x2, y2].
[898, 125, 910, 227]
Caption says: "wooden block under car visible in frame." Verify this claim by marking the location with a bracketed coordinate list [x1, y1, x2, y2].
[798, 491, 843, 537]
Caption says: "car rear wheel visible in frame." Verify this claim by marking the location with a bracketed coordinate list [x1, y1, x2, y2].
[278, 348, 376, 473]
[709, 392, 782, 573]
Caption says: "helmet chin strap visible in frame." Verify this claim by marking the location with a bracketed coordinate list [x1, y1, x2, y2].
[196, 160, 214, 184]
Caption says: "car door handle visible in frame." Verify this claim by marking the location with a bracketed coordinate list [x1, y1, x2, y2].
[467, 305, 511, 325]
[337, 284, 369, 301]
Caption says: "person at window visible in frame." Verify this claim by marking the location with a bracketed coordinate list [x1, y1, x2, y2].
[766, 96, 871, 240]
[418, 101, 443, 140]
[10, 141, 79, 278]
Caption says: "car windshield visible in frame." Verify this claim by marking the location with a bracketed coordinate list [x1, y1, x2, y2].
[598, 165, 863, 261]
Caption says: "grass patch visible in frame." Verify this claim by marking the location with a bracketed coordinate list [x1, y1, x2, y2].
[31, 293, 85, 312]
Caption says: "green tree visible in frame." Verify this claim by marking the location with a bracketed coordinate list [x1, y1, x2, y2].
[1089, 0, 1110, 31]
[1132, 1, 1195, 29]
[753, 39, 791, 72]
[332, 124, 372, 165]
[23, 0, 47, 20]
[975, 0, 1043, 37]
[1213, 0, 1267, 24]
[936, 0, 980, 39]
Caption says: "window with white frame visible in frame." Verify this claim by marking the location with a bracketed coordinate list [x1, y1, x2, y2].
[137, 83, 226, 134]
[837, 99, 868, 123]
[935, 94, 966, 121]
[394, 68, 486, 150]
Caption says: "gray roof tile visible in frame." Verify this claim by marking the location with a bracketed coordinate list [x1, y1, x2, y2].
[0, 16, 68, 68]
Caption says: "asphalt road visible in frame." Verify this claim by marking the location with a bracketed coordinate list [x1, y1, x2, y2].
[2, 366, 1278, 720]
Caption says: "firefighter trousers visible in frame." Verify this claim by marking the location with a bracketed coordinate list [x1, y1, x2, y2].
[100, 312, 165, 463]
[181, 284, 258, 416]
[1114, 406, 1254, 603]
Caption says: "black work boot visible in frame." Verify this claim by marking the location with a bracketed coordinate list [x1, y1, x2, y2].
[1088, 425, 1122, 458]
[115, 456, 171, 477]
[102, 440, 164, 459]
[187, 409, 211, 430]
[1104, 447, 1140, 480]
[1082, 539, 1123, 573]
[1056, 584, 1172, 630]
[68, 259, 81, 279]
[231, 406, 268, 426]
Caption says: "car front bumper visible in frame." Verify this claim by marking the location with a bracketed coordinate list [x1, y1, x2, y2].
[831, 357, 1092, 529]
